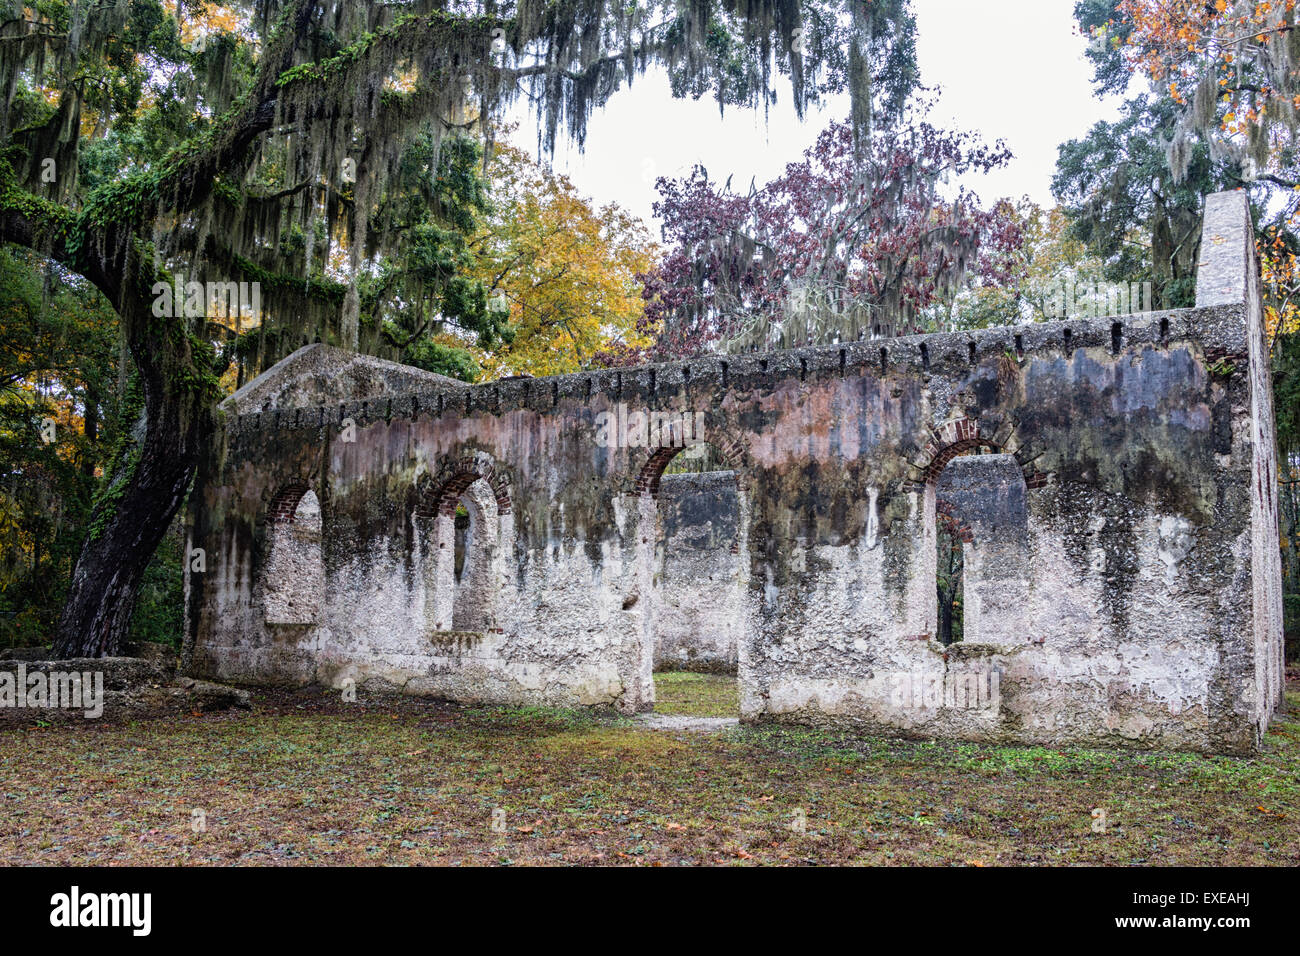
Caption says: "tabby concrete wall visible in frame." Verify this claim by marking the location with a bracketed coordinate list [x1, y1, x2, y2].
[653, 473, 741, 673]
[184, 190, 1284, 753]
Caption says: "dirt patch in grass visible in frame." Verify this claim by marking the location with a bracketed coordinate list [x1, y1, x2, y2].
[0, 683, 1296, 866]
[652, 672, 739, 717]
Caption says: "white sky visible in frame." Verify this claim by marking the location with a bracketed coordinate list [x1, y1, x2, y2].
[505, 0, 1132, 230]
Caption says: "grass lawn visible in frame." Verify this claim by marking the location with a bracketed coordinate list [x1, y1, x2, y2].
[0, 676, 1296, 866]
[651, 671, 739, 717]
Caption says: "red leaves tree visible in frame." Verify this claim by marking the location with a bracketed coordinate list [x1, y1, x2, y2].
[633, 114, 1020, 360]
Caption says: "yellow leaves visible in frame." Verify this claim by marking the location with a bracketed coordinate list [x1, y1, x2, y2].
[471, 139, 660, 378]
[1259, 236, 1300, 340]
[163, 0, 244, 43]
[384, 67, 419, 95]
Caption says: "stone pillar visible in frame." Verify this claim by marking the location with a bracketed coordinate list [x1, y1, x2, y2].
[1197, 190, 1286, 720]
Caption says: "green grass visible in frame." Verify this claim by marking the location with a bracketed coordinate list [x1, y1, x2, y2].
[0, 686, 1295, 865]
[652, 672, 739, 717]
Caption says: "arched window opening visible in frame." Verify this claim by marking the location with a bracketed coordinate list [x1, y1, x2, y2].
[416, 473, 506, 634]
[448, 482, 498, 630]
[264, 485, 324, 625]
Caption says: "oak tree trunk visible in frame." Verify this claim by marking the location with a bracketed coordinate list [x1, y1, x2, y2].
[51, 251, 212, 658]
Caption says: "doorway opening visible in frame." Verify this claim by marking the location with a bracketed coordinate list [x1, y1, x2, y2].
[927, 447, 1030, 647]
[637, 439, 745, 716]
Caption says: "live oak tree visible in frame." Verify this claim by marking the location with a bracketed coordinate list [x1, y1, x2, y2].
[1052, 93, 1231, 311]
[0, 0, 892, 656]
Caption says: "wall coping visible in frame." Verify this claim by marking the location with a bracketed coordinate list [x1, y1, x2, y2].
[225, 303, 1247, 438]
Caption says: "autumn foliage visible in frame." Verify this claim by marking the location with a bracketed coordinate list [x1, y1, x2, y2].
[469, 141, 659, 378]
[1117, 0, 1300, 337]
[638, 114, 1020, 358]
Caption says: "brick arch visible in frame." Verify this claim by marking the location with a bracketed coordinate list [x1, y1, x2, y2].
[917, 418, 996, 484]
[633, 432, 749, 498]
[266, 479, 315, 524]
[416, 451, 512, 517]
[906, 417, 1051, 490]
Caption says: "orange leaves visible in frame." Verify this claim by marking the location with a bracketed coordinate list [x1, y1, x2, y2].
[1120, 0, 1300, 165]
[1259, 233, 1300, 342]
[470, 136, 659, 378]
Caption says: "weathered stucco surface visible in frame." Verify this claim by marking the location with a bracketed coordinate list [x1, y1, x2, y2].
[184, 191, 1285, 754]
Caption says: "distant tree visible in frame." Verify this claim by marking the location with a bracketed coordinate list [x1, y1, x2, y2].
[0, 249, 121, 646]
[1052, 93, 1233, 310]
[1275, 329, 1300, 658]
[932, 201, 1111, 331]
[637, 111, 1019, 359]
[936, 523, 963, 646]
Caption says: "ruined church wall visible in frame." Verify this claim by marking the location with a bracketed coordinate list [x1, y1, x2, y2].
[184, 193, 1281, 753]
[715, 306, 1261, 752]
[185, 399, 655, 711]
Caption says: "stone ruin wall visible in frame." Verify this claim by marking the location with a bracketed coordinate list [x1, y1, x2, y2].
[184, 191, 1286, 754]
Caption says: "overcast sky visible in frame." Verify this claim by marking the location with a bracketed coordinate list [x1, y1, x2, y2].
[504, 0, 1133, 230]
